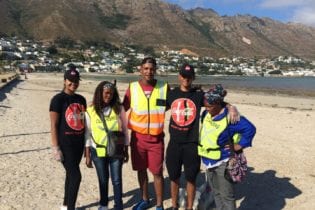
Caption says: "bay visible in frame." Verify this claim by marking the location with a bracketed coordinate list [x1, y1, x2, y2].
[82, 73, 315, 97]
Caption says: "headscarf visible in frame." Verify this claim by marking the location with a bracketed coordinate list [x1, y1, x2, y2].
[204, 84, 227, 104]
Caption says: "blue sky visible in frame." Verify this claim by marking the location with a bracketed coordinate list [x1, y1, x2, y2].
[165, 0, 315, 27]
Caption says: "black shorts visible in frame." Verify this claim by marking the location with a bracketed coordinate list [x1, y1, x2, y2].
[166, 141, 200, 182]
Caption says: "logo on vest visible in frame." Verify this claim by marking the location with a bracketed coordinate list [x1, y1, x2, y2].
[65, 103, 85, 131]
[171, 98, 197, 126]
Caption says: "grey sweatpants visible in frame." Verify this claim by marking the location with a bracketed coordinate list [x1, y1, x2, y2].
[206, 162, 236, 210]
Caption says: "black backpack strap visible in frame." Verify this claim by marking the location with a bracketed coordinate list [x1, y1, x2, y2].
[201, 110, 208, 124]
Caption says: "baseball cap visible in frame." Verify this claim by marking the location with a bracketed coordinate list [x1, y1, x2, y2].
[179, 64, 195, 78]
[67, 63, 77, 70]
[64, 68, 80, 83]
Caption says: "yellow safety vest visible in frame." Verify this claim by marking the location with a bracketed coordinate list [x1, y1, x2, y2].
[198, 112, 240, 160]
[128, 80, 167, 135]
[86, 106, 120, 157]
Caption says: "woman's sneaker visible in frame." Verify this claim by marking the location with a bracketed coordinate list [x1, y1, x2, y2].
[132, 199, 150, 210]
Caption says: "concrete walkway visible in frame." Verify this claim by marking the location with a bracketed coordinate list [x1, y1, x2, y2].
[0, 73, 19, 89]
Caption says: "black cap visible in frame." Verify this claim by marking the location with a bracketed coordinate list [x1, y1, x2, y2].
[67, 63, 77, 70]
[64, 69, 80, 83]
[179, 64, 195, 78]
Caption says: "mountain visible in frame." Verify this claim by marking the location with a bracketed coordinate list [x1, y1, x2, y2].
[1, 0, 315, 60]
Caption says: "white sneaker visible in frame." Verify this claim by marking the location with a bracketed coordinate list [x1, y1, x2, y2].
[60, 206, 67, 210]
[98, 206, 108, 210]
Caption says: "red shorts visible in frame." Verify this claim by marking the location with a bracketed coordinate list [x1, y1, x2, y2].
[130, 132, 164, 175]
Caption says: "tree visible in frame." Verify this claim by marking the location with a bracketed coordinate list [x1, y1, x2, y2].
[198, 65, 210, 75]
[47, 45, 58, 55]
[142, 46, 156, 57]
[55, 37, 76, 48]
[121, 56, 139, 73]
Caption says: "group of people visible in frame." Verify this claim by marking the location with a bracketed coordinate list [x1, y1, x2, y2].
[49, 57, 256, 210]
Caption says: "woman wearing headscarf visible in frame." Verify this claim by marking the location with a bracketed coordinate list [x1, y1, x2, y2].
[198, 84, 256, 210]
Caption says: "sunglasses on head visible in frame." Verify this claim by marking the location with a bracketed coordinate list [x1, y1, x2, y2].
[103, 83, 114, 89]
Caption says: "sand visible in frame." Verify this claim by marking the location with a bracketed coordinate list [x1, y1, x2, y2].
[0, 73, 314, 210]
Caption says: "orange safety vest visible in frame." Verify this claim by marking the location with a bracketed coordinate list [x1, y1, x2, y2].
[128, 80, 167, 135]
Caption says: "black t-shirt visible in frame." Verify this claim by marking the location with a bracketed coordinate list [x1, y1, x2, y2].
[49, 91, 86, 146]
[167, 87, 204, 144]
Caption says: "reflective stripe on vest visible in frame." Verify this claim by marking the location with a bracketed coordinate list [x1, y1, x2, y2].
[128, 81, 167, 135]
[86, 106, 120, 147]
[198, 113, 240, 160]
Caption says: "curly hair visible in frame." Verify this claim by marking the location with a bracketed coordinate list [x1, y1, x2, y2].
[92, 81, 121, 117]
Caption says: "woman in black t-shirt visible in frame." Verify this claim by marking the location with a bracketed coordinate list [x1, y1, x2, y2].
[49, 66, 86, 210]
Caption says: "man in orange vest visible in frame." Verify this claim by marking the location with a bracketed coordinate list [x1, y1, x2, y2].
[123, 57, 168, 210]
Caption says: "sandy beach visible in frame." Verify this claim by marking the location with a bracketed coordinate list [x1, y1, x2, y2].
[0, 73, 314, 210]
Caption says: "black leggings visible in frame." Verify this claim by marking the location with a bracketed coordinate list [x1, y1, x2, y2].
[60, 142, 84, 210]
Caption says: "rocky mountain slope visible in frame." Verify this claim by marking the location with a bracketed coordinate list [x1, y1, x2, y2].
[1, 0, 315, 59]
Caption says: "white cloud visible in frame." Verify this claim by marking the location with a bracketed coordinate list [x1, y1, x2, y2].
[191, 0, 206, 8]
[292, 7, 315, 27]
[175, 0, 206, 8]
[260, 0, 311, 8]
[260, 0, 315, 27]
[169, 0, 315, 27]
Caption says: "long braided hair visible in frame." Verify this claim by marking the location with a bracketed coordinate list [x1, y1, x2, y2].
[92, 81, 121, 117]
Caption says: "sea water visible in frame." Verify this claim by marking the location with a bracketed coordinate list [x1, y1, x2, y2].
[82, 74, 315, 97]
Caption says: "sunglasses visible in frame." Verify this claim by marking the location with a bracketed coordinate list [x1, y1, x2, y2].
[103, 83, 115, 89]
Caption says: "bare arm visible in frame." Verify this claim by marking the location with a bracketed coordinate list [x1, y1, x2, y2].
[120, 107, 129, 163]
[50, 111, 60, 147]
[226, 103, 240, 124]
[84, 112, 93, 168]
[50, 111, 63, 161]
[85, 146, 93, 168]
[122, 86, 131, 111]
[119, 107, 129, 146]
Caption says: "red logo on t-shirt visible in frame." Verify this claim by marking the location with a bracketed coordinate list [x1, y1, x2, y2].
[171, 98, 197, 126]
[65, 103, 85, 131]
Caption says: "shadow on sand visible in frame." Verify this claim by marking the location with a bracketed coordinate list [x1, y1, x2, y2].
[0, 79, 23, 102]
[16, 86, 60, 92]
[78, 167, 301, 210]
[0, 147, 50, 156]
[78, 172, 208, 210]
[0, 131, 50, 139]
[78, 175, 173, 210]
[236, 167, 302, 210]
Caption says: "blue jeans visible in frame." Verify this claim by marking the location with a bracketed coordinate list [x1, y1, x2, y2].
[90, 148, 123, 210]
